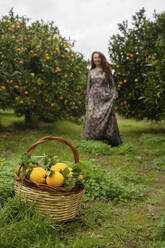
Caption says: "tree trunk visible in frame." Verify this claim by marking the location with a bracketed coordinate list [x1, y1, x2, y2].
[25, 111, 32, 125]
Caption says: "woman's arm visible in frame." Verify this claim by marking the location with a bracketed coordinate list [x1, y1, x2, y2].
[109, 74, 118, 99]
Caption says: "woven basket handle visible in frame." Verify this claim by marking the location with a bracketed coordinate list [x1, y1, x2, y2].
[17, 136, 79, 177]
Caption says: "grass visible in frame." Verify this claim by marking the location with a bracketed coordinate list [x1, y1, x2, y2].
[0, 109, 165, 247]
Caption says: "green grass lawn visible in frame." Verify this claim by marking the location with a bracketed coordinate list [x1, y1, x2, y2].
[0, 110, 165, 248]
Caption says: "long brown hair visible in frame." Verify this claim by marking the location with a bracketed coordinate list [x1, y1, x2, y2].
[89, 51, 112, 75]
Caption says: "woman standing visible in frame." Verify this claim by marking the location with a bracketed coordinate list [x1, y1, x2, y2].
[82, 51, 122, 146]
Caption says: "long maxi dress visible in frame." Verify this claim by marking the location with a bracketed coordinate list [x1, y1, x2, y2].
[82, 68, 122, 146]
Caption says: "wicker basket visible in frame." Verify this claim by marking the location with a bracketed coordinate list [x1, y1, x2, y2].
[14, 136, 85, 223]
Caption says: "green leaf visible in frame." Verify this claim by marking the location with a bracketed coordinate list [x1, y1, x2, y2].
[21, 153, 31, 164]
[47, 169, 54, 176]
[60, 167, 70, 177]
[63, 177, 76, 190]
[51, 155, 58, 164]
[25, 168, 33, 179]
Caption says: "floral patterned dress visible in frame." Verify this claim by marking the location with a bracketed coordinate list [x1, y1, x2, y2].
[82, 68, 122, 146]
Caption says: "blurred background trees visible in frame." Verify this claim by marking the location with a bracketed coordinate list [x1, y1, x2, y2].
[108, 8, 165, 121]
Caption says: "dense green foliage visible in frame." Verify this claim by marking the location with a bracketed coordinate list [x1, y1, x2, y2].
[81, 160, 145, 202]
[108, 8, 165, 121]
[0, 10, 88, 123]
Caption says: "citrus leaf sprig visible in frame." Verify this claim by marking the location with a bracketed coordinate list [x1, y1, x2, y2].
[61, 164, 83, 190]
[20, 153, 58, 170]
[21, 153, 39, 169]
[63, 178, 76, 190]
[36, 154, 58, 169]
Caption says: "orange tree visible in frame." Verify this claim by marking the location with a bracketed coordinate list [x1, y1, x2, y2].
[143, 12, 165, 120]
[0, 10, 88, 123]
[108, 8, 165, 121]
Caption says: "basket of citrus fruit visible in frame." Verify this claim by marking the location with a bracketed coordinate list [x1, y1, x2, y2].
[14, 136, 85, 223]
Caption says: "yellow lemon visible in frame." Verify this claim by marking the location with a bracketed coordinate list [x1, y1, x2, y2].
[51, 163, 68, 172]
[30, 167, 46, 184]
[46, 171, 64, 187]
[79, 174, 83, 180]
[68, 167, 73, 177]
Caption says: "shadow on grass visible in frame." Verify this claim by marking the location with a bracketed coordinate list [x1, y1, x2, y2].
[0, 121, 40, 132]
[0, 110, 50, 131]
[1, 110, 165, 137]
[126, 127, 165, 135]
[119, 120, 165, 136]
